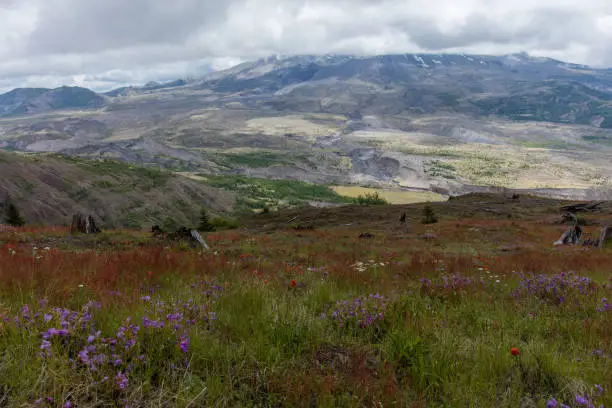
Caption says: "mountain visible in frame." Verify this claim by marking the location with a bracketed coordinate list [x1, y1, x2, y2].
[104, 79, 188, 97]
[2, 52, 612, 204]
[196, 53, 612, 127]
[0, 151, 235, 228]
[0, 88, 50, 116]
[0, 86, 106, 116]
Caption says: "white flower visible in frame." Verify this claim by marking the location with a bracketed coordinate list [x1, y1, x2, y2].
[78, 284, 85, 288]
[495, 280, 500, 283]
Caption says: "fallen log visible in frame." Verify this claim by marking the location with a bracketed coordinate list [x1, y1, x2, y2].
[560, 201, 604, 213]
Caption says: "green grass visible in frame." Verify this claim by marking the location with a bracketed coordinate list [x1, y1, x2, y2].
[425, 160, 457, 179]
[200, 175, 352, 213]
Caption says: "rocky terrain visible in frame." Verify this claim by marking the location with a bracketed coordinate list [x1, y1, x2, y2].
[2, 52, 612, 202]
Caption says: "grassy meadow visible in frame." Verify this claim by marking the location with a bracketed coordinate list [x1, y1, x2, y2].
[0, 200, 610, 407]
[330, 186, 447, 205]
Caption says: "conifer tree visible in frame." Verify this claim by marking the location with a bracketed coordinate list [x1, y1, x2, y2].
[421, 204, 438, 225]
[5, 201, 25, 227]
[197, 207, 214, 232]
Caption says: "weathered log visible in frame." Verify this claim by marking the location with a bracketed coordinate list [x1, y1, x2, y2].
[560, 201, 604, 213]
[71, 213, 101, 234]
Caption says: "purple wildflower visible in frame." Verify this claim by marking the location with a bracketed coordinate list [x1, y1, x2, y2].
[575, 395, 589, 405]
[547, 398, 558, 408]
[40, 340, 51, 351]
[179, 337, 189, 353]
[115, 371, 128, 389]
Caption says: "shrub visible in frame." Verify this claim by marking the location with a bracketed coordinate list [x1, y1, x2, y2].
[210, 217, 239, 230]
[421, 204, 438, 224]
[353, 192, 388, 205]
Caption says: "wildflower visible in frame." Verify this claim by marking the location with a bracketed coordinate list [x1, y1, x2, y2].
[290, 280, 296, 287]
[115, 371, 128, 389]
[43, 314, 53, 322]
[179, 337, 189, 353]
[547, 398, 558, 408]
[40, 340, 51, 351]
[64, 402, 72, 408]
[575, 395, 589, 405]
[141, 295, 151, 301]
[87, 334, 96, 343]
[510, 347, 520, 356]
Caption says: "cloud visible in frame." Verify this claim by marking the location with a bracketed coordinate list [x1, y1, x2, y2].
[0, 0, 612, 92]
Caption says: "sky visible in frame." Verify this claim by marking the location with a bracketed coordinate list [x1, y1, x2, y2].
[1, 0, 612, 93]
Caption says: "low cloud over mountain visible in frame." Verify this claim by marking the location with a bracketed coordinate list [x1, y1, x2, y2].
[1, 0, 612, 92]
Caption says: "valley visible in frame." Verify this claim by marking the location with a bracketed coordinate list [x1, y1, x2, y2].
[2, 53, 612, 223]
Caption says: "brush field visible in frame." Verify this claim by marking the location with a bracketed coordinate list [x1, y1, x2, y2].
[0, 194, 610, 407]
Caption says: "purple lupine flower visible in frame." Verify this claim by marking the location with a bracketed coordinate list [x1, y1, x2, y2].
[179, 337, 189, 353]
[93, 354, 107, 365]
[40, 340, 51, 351]
[64, 402, 72, 408]
[141, 296, 151, 301]
[166, 313, 182, 321]
[124, 339, 136, 350]
[115, 371, 128, 389]
[43, 328, 69, 339]
[575, 395, 589, 405]
[547, 398, 558, 408]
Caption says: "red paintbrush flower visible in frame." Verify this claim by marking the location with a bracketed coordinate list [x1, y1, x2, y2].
[510, 347, 520, 356]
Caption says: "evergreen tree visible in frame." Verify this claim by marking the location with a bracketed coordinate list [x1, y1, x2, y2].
[197, 207, 214, 232]
[5, 202, 25, 227]
[421, 204, 438, 225]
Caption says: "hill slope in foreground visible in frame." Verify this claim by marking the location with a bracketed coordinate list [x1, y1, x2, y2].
[0, 151, 235, 228]
[0, 194, 609, 406]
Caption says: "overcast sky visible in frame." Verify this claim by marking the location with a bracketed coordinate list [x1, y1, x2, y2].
[1, 0, 612, 92]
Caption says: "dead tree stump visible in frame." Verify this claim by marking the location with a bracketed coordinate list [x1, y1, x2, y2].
[554, 213, 582, 246]
[71, 213, 101, 234]
[598, 226, 612, 249]
[554, 225, 582, 246]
